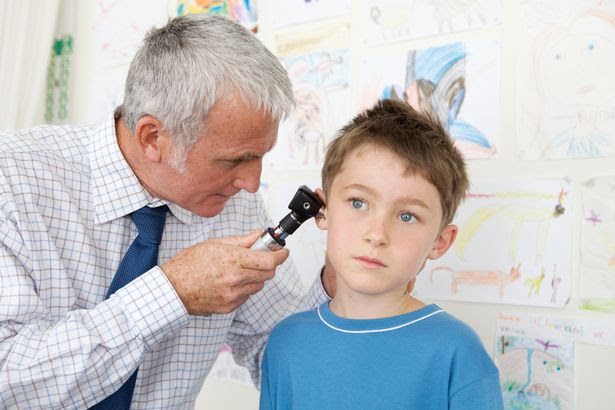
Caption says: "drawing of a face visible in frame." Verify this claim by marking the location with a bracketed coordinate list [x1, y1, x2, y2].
[539, 12, 615, 106]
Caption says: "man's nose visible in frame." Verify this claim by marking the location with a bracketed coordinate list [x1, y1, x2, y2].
[233, 159, 262, 193]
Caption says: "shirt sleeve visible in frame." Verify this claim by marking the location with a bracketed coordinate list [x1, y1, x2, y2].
[0, 225, 189, 409]
[449, 370, 504, 410]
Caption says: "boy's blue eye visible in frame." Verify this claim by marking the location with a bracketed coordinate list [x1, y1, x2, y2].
[400, 212, 415, 223]
[351, 199, 366, 210]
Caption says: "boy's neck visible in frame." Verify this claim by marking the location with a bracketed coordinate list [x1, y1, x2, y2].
[329, 292, 426, 320]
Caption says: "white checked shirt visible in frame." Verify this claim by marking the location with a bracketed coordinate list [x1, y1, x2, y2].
[0, 114, 327, 409]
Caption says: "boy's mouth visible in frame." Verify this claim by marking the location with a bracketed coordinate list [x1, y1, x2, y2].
[355, 256, 387, 268]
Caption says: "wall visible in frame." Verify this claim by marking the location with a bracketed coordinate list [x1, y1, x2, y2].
[64, 1, 615, 409]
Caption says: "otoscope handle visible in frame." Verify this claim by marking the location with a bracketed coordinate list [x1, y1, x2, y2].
[250, 228, 285, 251]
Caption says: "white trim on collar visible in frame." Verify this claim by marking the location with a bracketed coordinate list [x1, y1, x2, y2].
[317, 307, 444, 334]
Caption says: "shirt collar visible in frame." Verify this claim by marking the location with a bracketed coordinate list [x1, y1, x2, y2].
[89, 113, 199, 226]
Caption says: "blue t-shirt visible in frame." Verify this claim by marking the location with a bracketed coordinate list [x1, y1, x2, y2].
[260, 303, 503, 410]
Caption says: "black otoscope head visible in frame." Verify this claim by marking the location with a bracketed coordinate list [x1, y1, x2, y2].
[278, 185, 324, 236]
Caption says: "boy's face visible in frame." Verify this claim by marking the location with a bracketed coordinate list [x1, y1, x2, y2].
[317, 144, 457, 299]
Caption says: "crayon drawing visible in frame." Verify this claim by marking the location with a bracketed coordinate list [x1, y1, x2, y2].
[360, 0, 501, 46]
[495, 334, 574, 410]
[517, 0, 615, 159]
[580, 176, 615, 313]
[265, 49, 350, 171]
[357, 40, 499, 159]
[172, 0, 257, 31]
[414, 178, 572, 306]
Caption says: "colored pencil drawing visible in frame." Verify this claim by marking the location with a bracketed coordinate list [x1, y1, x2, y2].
[517, 1, 615, 159]
[173, 0, 257, 31]
[430, 264, 521, 298]
[360, 0, 501, 46]
[456, 188, 567, 264]
[357, 40, 499, 160]
[495, 335, 574, 410]
[266, 49, 350, 171]
[415, 179, 572, 306]
[580, 176, 615, 313]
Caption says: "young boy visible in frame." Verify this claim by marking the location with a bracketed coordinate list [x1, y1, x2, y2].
[259, 99, 504, 410]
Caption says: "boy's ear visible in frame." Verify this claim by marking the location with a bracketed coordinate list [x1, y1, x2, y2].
[427, 224, 458, 260]
[314, 188, 328, 230]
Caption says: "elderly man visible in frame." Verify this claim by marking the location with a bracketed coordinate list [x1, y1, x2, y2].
[0, 14, 333, 409]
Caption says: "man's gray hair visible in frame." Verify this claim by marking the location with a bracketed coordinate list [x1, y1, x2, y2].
[121, 14, 293, 168]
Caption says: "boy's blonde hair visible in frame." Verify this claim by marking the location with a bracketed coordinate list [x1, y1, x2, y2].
[321, 99, 469, 226]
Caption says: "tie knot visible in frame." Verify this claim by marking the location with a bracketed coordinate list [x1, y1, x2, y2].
[131, 205, 168, 244]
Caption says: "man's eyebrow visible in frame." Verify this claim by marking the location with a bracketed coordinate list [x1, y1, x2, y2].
[344, 184, 431, 209]
[222, 153, 261, 162]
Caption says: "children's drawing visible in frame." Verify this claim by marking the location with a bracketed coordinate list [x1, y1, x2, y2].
[92, 0, 168, 69]
[357, 39, 499, 160]
[172, 0, 257, 31]
[360, 0, 501, 46]
[580, 176, 615, 313]
[517, 1, 615, 159]
[265, 49, 350, 171]
[269, 0, 351, 28]
[430, 264, 521, 298]
[524, 268, 546, 298]
[495, 335, 574, 410]
[414, 178, 572, 306]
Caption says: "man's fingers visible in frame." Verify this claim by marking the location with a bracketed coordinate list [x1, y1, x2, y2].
[237, 247, 289, 271]
[230, 267, 276, 287]
[214, 229, 263, 248]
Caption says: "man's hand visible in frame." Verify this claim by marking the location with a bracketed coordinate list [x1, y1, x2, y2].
[161, 230, 289, 316]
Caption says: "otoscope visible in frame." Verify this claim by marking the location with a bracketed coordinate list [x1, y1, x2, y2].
[250, 185, 324, 252]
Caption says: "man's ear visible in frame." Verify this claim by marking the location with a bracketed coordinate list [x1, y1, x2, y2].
[427, 224, 458, 260]
[314, 188, 328, 230]
[134, 115, 172, 163]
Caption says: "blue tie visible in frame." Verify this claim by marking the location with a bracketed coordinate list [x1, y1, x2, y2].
[90, 205, 168, 410]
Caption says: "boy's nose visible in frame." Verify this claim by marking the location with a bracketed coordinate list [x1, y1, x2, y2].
[363, 218, 389, 247]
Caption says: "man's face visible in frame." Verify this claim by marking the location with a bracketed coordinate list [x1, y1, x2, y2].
[318, 144, 449, 299]
[157, 97, 279, 217]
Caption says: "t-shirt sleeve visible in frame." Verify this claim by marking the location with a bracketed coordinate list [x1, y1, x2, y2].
[449, 370, 504, 410]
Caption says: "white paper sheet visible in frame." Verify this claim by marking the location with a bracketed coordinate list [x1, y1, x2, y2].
[516, 0, 615, 159]
[359, 0, 501, 46]
[580, 176, 615, 313]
